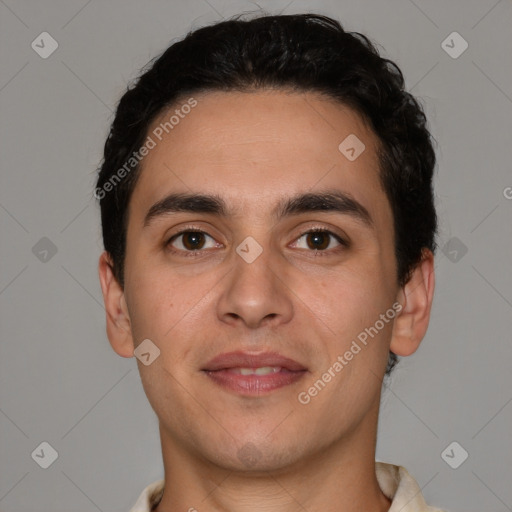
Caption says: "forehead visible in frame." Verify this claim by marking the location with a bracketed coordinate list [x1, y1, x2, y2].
[128, 89, 390, 230]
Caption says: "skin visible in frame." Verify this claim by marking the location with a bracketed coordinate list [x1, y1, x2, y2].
[98, 89, 435, 512]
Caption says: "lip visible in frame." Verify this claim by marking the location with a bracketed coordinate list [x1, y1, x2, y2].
[203, 351, 307, 372]
[202, 351, 308, 396]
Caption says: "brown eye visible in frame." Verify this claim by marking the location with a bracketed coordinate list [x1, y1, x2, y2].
[167, 230, 217, 253]
[294, 229, 346, 252]
[306, 231, 330, 250]
[181, 232, 206, 250]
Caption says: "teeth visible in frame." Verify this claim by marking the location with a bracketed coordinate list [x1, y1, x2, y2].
[233, 366, 282, 376]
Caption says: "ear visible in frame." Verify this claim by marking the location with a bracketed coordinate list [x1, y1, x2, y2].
[98, 251, 134, 358]
[390, 248, 435, 357]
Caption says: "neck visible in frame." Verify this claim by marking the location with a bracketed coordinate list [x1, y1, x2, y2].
[154, 401, 391, 512]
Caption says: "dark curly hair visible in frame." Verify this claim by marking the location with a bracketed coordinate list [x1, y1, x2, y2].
[96, 12, 438, 376]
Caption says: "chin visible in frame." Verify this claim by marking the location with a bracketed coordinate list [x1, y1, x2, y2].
[200, 435, 305, 474]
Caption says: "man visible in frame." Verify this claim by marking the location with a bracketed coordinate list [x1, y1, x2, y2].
[96, 12, 444, 512]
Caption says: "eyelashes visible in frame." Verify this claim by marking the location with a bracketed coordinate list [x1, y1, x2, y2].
[165, 227, 349, 258]
[292, 228, 348, 252]
[166, 230, 219, 255]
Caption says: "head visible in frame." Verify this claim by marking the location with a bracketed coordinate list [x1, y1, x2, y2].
[97, 13, 437, 471]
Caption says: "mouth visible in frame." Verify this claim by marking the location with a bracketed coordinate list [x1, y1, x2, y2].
[202, 351, 308, 395]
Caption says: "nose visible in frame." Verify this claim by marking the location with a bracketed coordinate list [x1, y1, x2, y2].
[216, 239, 294, 330]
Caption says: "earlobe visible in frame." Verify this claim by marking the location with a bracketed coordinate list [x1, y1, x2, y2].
[98, 251, 134, 358]
[389, 249, 435, 357]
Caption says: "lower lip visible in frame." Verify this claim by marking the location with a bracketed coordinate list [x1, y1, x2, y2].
[203, 368, 307, 395]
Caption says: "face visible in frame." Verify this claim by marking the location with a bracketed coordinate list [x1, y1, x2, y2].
[117, 90, 403, 471]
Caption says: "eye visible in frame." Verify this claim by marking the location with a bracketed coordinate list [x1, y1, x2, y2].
[165, 227, 348, 258]
[167, 230, 218, 255]
[292, 228, 347, 253]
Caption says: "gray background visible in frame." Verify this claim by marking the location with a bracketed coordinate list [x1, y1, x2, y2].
[1, 0, 511, 511]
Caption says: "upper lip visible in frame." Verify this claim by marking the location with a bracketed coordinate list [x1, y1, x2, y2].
[202, 351, 307, 372]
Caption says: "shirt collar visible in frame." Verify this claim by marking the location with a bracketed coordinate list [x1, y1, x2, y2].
[375, 462, 443, 511]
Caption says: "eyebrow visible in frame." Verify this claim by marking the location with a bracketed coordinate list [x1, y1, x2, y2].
[143, 189, 374, 229]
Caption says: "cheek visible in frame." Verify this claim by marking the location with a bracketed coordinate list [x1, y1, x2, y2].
[124, 265, 176, 344]
[289, 259, 396, 378]
[293, 263, 384, 328]
[124, 263, 214, 357]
